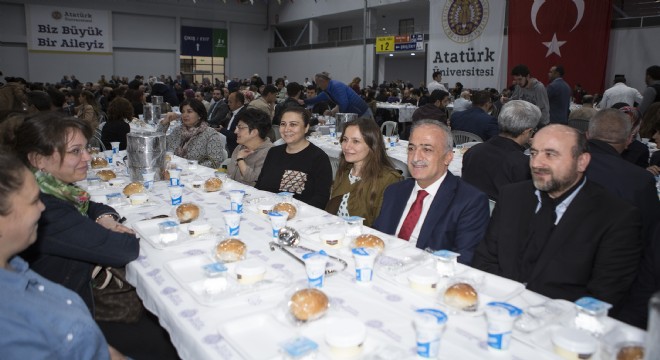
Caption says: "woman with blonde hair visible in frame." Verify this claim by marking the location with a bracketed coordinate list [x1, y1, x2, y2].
[326, 117, 402, 226]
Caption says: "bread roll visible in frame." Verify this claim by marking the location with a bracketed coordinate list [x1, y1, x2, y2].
[289, 288, 329, 321]
[214, 238, 246, 262]
[175, 203, 200, 223]
[273, 202, 297, 219]
[204, 177, 222, 192]
[96, 170, 116, 181]
[122, 182, 145, 197]
[617, 346, 644, 360]
[443, 282, 478, 312]
[354, 234, 385, 252]
[91, 157, 108, 169]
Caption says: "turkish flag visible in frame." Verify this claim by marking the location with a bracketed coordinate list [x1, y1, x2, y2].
[508, 0, 612, 94]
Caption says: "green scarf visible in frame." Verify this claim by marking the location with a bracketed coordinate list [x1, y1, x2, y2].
[34, 170, 90, 215]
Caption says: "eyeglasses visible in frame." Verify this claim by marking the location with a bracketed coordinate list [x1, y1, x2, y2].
[236, 125, 250, 131]
[66, 145, 92, 157]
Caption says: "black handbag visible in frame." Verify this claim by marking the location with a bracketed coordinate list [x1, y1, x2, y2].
[91, 266, 143, 323]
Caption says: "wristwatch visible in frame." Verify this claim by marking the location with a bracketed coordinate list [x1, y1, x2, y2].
[236, 158, 245, 163]
[96, 213, 119, 223]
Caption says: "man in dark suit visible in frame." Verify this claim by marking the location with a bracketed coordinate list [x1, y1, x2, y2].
[546, 65, 571, 124]
[373, 120, 490, 265]
[449, 90, 499, 141]
[617, 223, 660, 329]
[585, 109, 660, 246]
[207, 87, 229, 128]
[473, 125, 642, 309]
[462, 100, 541, 201]
[216, 91, 246, 155]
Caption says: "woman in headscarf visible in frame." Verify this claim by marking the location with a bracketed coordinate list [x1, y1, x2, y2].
[159, 98, 227, 168]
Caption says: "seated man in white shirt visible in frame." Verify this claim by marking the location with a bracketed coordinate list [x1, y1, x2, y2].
[451, 90, 472, 113]
[427, 71, 448, 94]
[373, 120, 490, 264]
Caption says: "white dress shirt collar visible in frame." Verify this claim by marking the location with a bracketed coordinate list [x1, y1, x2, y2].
[396, 172, 448, 247]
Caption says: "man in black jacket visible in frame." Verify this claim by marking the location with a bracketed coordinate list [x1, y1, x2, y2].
[585, 108, 659, 245]
[273, 82, 304, 125]
[462, 100, 541, 200]
[473, 125, 642, 310]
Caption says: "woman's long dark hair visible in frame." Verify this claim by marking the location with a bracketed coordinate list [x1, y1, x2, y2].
[334, 118, 397, 208]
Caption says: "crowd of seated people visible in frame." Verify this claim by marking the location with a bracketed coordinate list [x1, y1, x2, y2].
[0, 67, 658, 358]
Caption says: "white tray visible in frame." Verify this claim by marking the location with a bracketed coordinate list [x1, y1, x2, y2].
[164, 255, 291, 306]
[133, 217, 218, 250]
[376, 260, 524, 317]
[513, 301, 644, 359]
[218, 310, 408, 360]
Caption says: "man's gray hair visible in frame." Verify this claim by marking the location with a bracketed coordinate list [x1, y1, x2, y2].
[314, 72, 331, 80]
[498, 100, 541, 137]
[588, 109, 632, 144]
[410, 119, 453, 153]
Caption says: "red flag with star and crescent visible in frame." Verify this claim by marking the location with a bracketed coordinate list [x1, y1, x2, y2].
[508, 0, 612, 94]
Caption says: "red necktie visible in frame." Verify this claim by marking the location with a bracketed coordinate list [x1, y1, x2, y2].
[398, 190, 429, 241]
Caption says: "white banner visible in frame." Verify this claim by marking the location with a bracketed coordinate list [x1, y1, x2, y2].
[26, 5, 112, 54]
[428, 0, 505, 90]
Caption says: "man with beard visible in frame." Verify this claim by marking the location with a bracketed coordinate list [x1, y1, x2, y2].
[473, 125, 642, 310]
[505, 64, 550, 125]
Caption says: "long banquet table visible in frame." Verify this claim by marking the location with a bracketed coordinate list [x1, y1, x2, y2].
[83, 155, 646, 360]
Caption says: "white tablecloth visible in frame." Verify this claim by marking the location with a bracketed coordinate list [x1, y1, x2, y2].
[376, 102, 417, 123]
[82, 156, 644, 360]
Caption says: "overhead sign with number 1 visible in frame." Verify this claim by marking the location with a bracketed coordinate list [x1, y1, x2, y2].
[376, 36, 395, 53]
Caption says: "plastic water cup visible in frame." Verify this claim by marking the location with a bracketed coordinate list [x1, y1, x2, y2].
[104, 150, 114, 165]
[187, 159, 198, 171]
[268, 211, 288, 240]
[142, 172, 155, 190]
[343, 216, 364, 237]
[302, 251, 329, 288]
[222, 210, 241, 236]
[485, 302, 523, 351]
[169, 168, 182, 186]
[352, 247, 378, 283]
[168, 185, 183, 205]
[229, 190, 245, 213]
[110, 142, 120, 154]
[413, 309, 448, 358]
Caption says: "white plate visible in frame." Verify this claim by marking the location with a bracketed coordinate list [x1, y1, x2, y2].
[476, 271, 525, 301]
[164, 255, 291, 306]
[133, 217, 214, 249]
[514, 299, 574, 334]
[218, 311, 406, 360]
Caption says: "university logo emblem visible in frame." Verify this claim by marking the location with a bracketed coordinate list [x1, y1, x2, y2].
[442, 0, 489, 43]
[52, 11, 62, 20]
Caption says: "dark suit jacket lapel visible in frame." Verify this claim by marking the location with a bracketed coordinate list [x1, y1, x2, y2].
[228, 108, 244, 132]
[416, 173, 458, 250]
[384, 180, 415, 234]
[527, 182, 595, 283]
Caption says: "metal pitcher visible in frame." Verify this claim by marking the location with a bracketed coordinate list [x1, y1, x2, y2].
[126, 131, 166, 182]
